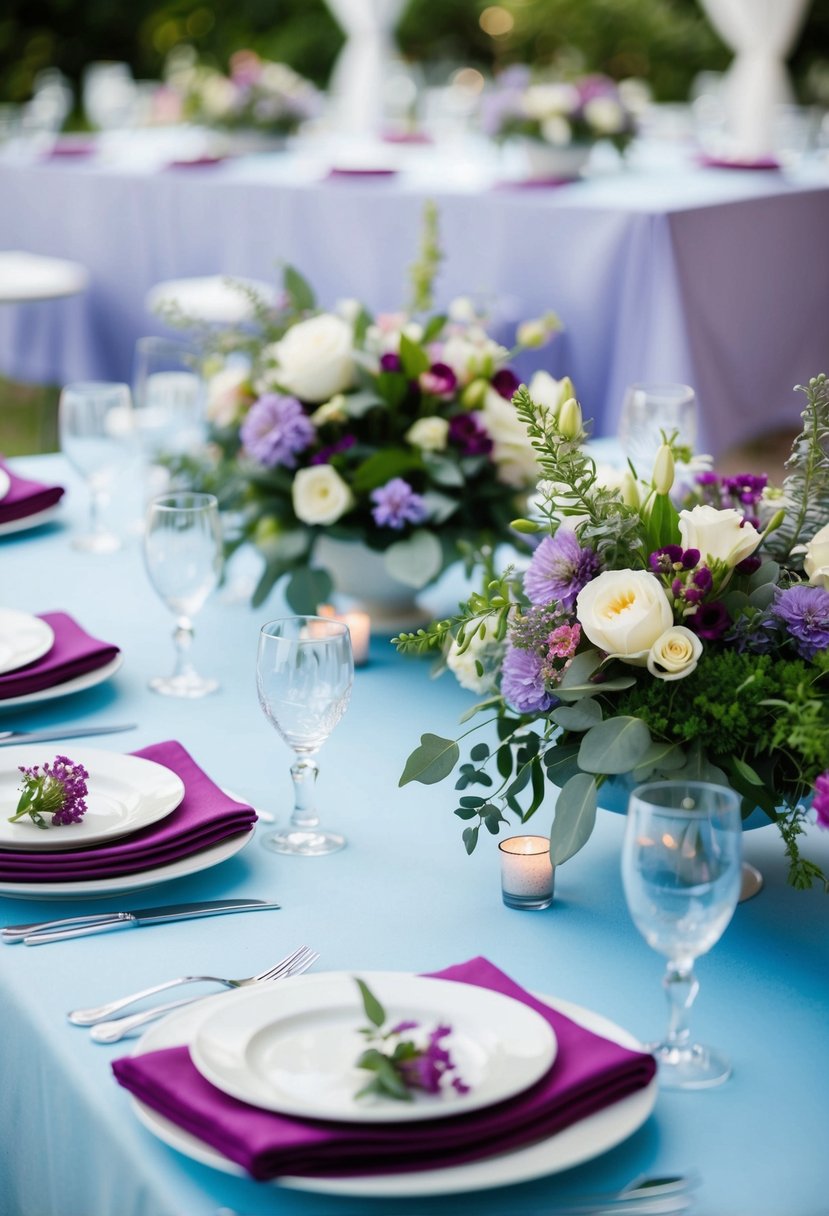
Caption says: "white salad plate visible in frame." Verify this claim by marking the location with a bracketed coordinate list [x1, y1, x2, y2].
[190, 971, 557, 1123]
[0, 653, 123, 711]
[0, 504, 62, 537]
[0, 468, 10, 500]
[130, 991, 658, 1198]
[0, 610, 55, 675]
[0, 745, 185, 851]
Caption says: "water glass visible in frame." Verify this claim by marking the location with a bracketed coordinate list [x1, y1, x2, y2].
[132, 336, 206, 503]
[58, 381, 134, 553]
[143, 492, 223, 697]
[622, 780, 742, 1089]
[617, 383, 697, 476]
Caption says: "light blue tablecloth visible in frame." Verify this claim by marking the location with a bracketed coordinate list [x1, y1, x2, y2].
[1, 454, 828, 1216]
[1, 139, 829, 456]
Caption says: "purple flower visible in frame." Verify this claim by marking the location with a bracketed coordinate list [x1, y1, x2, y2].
[690, 600, 730, 640]
[500, 644, 555, 714]
[491, 368, 520, 400]
[524, 531, 600, 611]
[649, 545, 700, 575]
[814, 773, 829, 829]
[736, 554, 763, 576]
[448, 412, 493, 457]
[696, 471, 719, 487]
[310, 434, 357, 465]
[692, 566, 713, 592]
[10, 755, 89, 829]
[370, 478, 428, 530]
[419, 362, 457, 397]
[240, 393, 314, 469]
[380, 352, 402, 373]
[722, 473, 768, 507]
[772, 586, 829, 659]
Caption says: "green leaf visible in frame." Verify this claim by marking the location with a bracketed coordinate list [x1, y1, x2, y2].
[645, 491, 681, 551]
[399, 734, 460, 786]
[558, 648, 603, 689]
[542, 740, 582, 786]
[384, 530, 443, 589]
[351, 449, 420, 494]
[420, 490, 458, 524]
[675, 740, 728, 785]
[747, 560, 780, 590]
[398, 332, 430, 378]
[422, 453, 465, 488]
[458, 696, 502, 724]
[551, 700, 603, 733]
[462, 824, 479, 854]
[355, 978, 386, 1028]
[421, 314, 447, 344]
[454, 806, 478, 820]
[285, 566, 333, 615]
[549, 774, 597, 866]
[376, 370, 408, 409]
[632, 741, 686, 782]
[578, 716, 652, 775]
[496, 743, 514, 780]
[282, 264, 315, 312]
[732, 756, 764, 786]
[342, 390, 385, 418]
[470, 742, 490, 762]
[748, 584, 776, 610]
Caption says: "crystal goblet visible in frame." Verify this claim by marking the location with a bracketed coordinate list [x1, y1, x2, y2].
[256, 616, 354, 856]
[621, 780, 742, 1089]
[617, 382, 697, 475]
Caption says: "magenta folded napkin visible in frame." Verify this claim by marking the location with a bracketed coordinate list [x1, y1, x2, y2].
[0, 740, 256, 881]
[112, 956, 656, 1181]
[495, 176, 575, 190]
[697, 153, 780, 171]
[0, 460, 64, 526]
[0, 611, 119, 701]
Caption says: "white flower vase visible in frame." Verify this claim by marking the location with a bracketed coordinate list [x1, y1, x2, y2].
[520, 140, 591, 181]
[313, 536, 432, 635]
[222, 130, 288, 155]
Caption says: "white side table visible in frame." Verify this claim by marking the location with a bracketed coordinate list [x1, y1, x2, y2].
[0, 251, 89, 303]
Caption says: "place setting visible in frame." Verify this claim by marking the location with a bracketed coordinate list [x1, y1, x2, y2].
[0, 607, 122, 710]
[0, 455, 65, 535]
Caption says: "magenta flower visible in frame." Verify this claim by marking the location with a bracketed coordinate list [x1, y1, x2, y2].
[240, 393, 314, 468]
[491, 368, 520, 400]
[9, 755, 89, 829]
[448, 412, 493, 457]
[814, 773, 829, 829]
[380, 352, 402, 373]
[419, 362, 457, 397]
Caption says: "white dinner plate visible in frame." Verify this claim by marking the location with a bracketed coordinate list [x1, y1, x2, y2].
[0, 745, 184, 851]
[0, 827, 253, 900]
[0, 610, 55, 675]
[129, 992, 658, 1198]
[0, 469, 9, 501]
[0, 653, 123, 712]
[0, 504, 62, 537]
[191, 972, 557, 1123]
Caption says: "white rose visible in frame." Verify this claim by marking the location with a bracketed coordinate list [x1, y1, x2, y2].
[804, 522, 829, 589]
[576, 569, 673, 664]
[583, 96, 626, 135]
[522, 83, 579, 120]
[206, 365, 250, 428]
[678, 505, 761, 568]
[481, 386, 539, 489]
[406, 416, 449, 452]
[271, 314, 355, 404]
[441, 331, 508, 386]
[448, 296, 477, 323]
[541, 115, 572, 147]
[647, 626, 703, 682]
[291, 465, 354, 526]
[446, 621, 498, 693]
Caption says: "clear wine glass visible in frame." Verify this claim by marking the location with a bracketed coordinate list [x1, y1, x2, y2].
[617, 383, 697, 476]
[621, 780, 743, 1090]
[132, 336, 206, 505]
[58, 381, 134, 553]
[256, 616, 354, 856]
[143, 492, 223, 698]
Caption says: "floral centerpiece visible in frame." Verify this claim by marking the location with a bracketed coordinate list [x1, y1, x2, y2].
[167, 205, 563, 614]
[481, 67, 636, 177]
[396, 375, 829, 892]
[165, 46, 321, 139]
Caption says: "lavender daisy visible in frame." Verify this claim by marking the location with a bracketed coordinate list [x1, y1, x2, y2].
[370, 478, 428, 530]
[500, 644, 555, 714]
[772, 585, 829, 659]
[524, 531, 600, 611]
[240, 393, 314, 469]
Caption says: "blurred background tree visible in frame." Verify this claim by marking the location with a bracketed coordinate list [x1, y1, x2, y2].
[2, 0, 828, 109]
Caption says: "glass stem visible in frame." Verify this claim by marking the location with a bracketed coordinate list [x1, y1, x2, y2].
[89, 488, 107, 536]
[289, 756, 319, 830]
[662, 962, 699, 1052]
[171, 616, 196, 680]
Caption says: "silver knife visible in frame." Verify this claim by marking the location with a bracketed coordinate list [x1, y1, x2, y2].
[2, 898, 280, 945]
[0, 724, 136, 747]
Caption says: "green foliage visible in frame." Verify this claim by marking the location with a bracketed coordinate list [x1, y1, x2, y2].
[765, 375, 829, 565]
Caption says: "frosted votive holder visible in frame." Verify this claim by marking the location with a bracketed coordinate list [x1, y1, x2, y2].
[498, 835, 555, 910]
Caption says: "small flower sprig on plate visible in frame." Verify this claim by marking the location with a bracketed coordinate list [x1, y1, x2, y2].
[8, 756, 89, 830]
[353, 978, 470, 1103]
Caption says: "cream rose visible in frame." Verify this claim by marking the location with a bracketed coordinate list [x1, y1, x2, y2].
[446, 621, 498, 694]
[206, 365, 251, 428]
[405, 416, 449, 452]
[527, 370, 570, 416]
[481, 387, 540, 489]
[647, 626, 703, 681]
[576, 569, 673, 664]
[678, 505, 761, 568]
[291, 465, 354, 526]
[271, 314, 355, 404]
[804, 523, 829, 589]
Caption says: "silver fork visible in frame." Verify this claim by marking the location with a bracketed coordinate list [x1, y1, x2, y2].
[88, 946, 320, 1044]
[68, 945, 317, 1027]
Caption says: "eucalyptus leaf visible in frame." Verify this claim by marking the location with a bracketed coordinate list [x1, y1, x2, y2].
[557, 649, 603, 689]
[355, 978, 386, 1028]
[422, 454, 465, 488]
[421, 490, 459, 524]
[748, 584, 776, 610]
[351, 449, 420, 494]
[542, 740, 582, 786]
[399, 734, 460, 786]
[285, 566, 333, 615]
[732, 756, 764, 786]
[748, 560, 780, 590]
[551, 700, 603, 732]
[282, 264, 315, 312]
[578, 716, 652, 775]
[398, 332, 430, 378]
[342, 390, 385, 418]
[384, 530, 443, 589]
[632, 741, 685, 782]
[556, 673, 636, 702]
[549, 773, 597, 865]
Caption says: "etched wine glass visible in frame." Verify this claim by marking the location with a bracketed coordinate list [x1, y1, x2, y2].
[256, 616, 354, 856]
[58, 381, 134, 553]
[132, 336, 206, 506]
[143, 492, 223, 697]
[621, 780, 742, 1089]
[617, 383, 697, 475]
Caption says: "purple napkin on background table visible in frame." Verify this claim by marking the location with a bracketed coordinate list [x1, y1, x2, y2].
[0, 611, 119, 701]
[0, 460, 64, 526]
[0, 740, 256, 881]
[495, 177, 576, 190]
[112, 956, 656, 1181]
[697, 153, 781, 171]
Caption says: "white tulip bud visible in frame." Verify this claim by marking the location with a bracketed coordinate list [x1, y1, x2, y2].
[558, 397, 583, 441]
[652, 444, 675, 495]
[621, 469, 640, 508]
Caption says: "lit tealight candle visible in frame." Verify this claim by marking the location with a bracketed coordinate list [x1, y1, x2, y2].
[318, 605, 371, 666]
[498, 835, 555, 910]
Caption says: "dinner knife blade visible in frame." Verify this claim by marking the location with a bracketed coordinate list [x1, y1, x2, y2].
[0, 723, 137, 747]
[2, 898, 280, 943]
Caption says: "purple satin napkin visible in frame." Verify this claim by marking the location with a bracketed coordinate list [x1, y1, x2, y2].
[112, 956, 656, 1181]
[0, 740, 256, 881]
[697, 153, 780, 171]
[326, 167, 397, 180]
[0, 611, 119, 701]
[0, 460, 64, 526]
[165, 156, 227, 170]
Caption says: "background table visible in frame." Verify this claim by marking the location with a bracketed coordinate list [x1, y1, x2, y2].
[2, 454, 829, 1216]
[1, 137, 828, 456]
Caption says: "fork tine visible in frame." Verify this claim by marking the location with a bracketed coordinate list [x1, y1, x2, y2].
[253, 945, 309, 983]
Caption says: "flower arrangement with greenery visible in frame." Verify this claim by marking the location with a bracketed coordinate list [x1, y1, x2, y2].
[396, 374, 829, 892]
[9, 756, 89, 829]
[165, 46, 321, 137]
[481, 66, 637, 153]
[167, 205, 562, 611]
